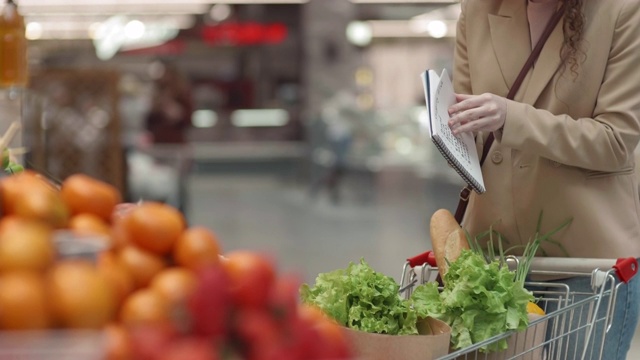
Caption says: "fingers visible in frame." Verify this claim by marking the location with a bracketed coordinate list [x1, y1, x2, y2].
[448, 95, 483, 134]
[448, 93, 506, 135]
[451, 117, 489, 135]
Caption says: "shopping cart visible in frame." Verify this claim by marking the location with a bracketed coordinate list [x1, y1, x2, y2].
[399, 251, 639, 360]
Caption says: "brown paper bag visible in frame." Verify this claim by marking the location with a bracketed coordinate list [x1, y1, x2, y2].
[344, 317, 451, 360]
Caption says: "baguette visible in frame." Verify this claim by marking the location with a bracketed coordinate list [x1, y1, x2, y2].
[429, 209, 469, 281]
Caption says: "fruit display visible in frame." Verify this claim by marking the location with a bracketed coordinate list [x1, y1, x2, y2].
[0, 170, 353, 360]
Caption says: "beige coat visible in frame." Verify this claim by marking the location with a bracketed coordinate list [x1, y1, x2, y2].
[454, 0, 640, 258]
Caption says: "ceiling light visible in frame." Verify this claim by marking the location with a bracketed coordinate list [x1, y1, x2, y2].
[124, 20, 146, 40]
[25, 22, 43, 40]
[367, 19, 455, 38]
[231, 109, 289, 127]
[192, 110, 218, 128]
[423, 20, 447, 38]
[209, 4, 232, 22]
[346, 21, 372, 47]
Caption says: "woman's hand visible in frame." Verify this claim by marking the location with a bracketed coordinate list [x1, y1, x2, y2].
[448, 93, 507, 135]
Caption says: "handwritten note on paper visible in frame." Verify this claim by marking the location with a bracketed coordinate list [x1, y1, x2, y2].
[422, 68, 485, 193]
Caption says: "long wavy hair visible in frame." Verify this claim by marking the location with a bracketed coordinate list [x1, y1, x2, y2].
[560, 0, 585, 76]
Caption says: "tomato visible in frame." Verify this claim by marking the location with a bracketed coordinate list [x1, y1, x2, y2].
[222, 251, 276, 309]
[268, 273, 302, 323]
[104, 323, 133, 360]
[129, 324, 178, 360]
[233, 308, 281, 360]
[296, 305, 351, 359]
[188, 265, 232, 339]
[159, 337, 218, 360]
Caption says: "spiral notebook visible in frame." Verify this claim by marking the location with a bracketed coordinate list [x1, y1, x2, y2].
[420, 68, 485, 194]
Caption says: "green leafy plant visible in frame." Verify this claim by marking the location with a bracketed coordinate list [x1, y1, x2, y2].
[411, 211, 573, 352]
[300, 259, 418, 335]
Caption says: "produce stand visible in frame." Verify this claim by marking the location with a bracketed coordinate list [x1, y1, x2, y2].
[400, 251, 638, 360]
[0, 330, 104, 360]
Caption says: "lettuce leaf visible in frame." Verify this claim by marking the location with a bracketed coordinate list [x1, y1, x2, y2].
[300, 259, 418, 335]
[410, 250, 533, 352]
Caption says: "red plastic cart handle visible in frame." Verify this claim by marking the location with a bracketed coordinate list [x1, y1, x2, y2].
[614, 257, 638, 283]
[407, 251, 437, 268]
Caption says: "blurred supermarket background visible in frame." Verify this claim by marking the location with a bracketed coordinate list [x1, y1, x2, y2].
[3, 0, 640, 357]
[2, 0, 467, 283]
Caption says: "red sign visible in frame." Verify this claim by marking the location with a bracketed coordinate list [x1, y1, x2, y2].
[201, 22, 288, 46]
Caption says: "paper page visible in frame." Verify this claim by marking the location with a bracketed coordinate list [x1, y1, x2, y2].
[422, 68, 485, 192]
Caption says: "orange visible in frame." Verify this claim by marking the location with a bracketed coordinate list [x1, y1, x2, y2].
[0, 217, 55, 272]
[0, 171, 47, 214]
[173, 227, 221, 271]
[149, 267, 198, 306]
[12, 185, 69, 228]
[0, 271, 51, 330]
[60, 174, 122, 222]
[125, 202, 186, 255]
[120, 288, 171, 328]
[69, 213, 112, 237]
[105, 323, 133, 360]
[48, 260, 117, 329]
[0, 172, 69, 228]
[97, 252, 135, 307]
[118, 245, 166, 288]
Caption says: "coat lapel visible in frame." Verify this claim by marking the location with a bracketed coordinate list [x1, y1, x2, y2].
[488, 0, 530, 96]
[521, 13, 565, 105]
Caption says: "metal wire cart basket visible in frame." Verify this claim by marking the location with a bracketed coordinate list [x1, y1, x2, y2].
[399, 251, 638, 360]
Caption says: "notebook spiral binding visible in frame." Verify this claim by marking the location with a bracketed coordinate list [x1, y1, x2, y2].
[431, 135, 485, 194]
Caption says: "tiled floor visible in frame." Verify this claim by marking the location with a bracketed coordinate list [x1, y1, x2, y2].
[183, 167, 640, 359]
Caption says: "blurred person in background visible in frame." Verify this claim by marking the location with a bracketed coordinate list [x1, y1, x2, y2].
[448, 1, 640, 359]
[127, 61, 194, 212]
[309, 90, 357, 205]
[145, 61, 193, 145]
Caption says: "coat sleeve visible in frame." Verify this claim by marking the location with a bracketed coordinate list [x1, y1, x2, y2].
[501, 0, 640, 172]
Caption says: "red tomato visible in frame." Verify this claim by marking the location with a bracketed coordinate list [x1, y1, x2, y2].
[129, 323, 179, 360]
[233, 308, 281, 360]
[268, 273, 302, 323]
[222, 251, 276, 309]
[159, 337, 218, 360]
[187, 265, 232, 339]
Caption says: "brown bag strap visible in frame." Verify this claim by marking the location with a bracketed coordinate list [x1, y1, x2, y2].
[454, 3, 566, 224]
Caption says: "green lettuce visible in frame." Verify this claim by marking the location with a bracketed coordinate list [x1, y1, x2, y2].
[410, 250, 533, 352]
[300, 259, 418, 335]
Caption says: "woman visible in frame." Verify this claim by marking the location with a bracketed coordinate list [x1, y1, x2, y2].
[448, 0, 640, 358]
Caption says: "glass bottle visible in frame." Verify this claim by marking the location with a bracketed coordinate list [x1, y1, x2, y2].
[0, 0, 28, 88]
